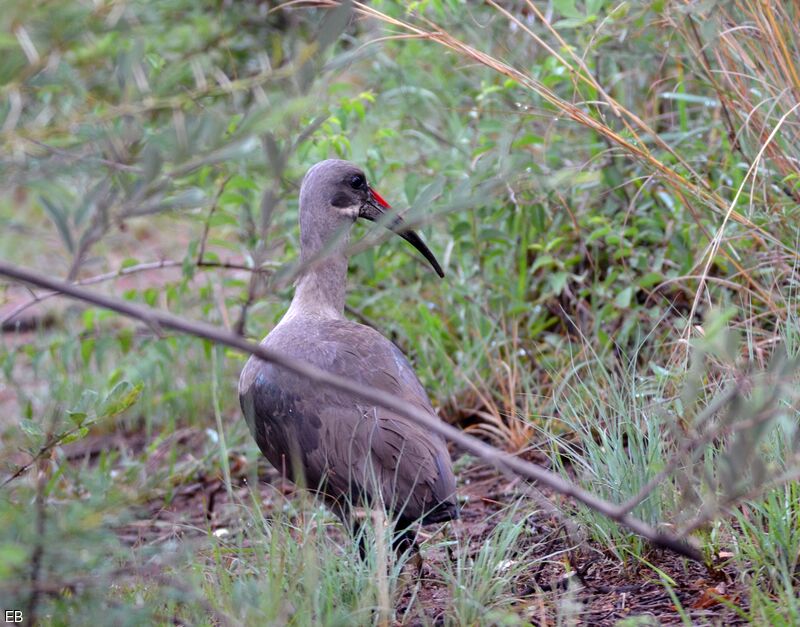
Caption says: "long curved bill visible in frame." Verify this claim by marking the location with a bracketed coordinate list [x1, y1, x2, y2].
[359, 187, 445, 278]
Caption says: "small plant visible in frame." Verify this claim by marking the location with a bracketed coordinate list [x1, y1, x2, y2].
[440, 504, 543, 625]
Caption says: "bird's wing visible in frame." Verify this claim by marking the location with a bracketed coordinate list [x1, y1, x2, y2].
[306, 402, 457, 523]
[238, 318, 457, 521]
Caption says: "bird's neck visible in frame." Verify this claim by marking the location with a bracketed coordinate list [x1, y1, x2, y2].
[284, 251, 349, 321]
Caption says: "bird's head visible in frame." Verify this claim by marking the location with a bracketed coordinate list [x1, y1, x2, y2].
[299, 159, 444, 277]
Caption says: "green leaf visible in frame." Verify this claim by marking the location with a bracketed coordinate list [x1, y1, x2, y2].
[479, 228, 509, 244]
[318, 0, 353, 52]
[99, 381, 143, 419]
[548, 272, 569, 295]
[659, 92, 718, 107]
[81, 338, 96, 366]
[118, 328, 133, 354]
[532, 255, 555, 272]
[637, 272, 664, 289]
[586, 0, 604, 15]
[614, 286, 633, 309]
[67, 411, 88, 427]
[108, 368, 124, 387]
[588, 226, 611, 242]
[182, 252, 196, 281]
[40, 196, 74, 253]
[82, 308, 97, 330]
[410, 176, 446, 213]
[512, 132, 545, 149]
[0, 32, 20, 49]
[553, 0, 582, 18]
[20, 419, 43, 438]
[163, 188, 206, 210]
[61, 426, 90, 444]
[141, 143, 163, 182]
[143, 288, 158, 307]
[0, 543, 28, 579]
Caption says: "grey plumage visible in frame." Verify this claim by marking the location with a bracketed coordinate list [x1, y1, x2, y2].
[239, 160, 457, 529]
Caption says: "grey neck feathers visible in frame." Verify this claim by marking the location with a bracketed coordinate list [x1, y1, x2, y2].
[286, 226, 351, 320]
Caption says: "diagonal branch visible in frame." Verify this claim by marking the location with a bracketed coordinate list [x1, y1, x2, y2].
[0, 260, 703, 563]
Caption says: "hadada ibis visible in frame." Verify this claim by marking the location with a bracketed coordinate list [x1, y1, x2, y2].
[239, 159, 458, 549]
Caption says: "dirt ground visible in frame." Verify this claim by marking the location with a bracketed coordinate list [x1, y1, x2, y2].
[64, 430, 748, 626]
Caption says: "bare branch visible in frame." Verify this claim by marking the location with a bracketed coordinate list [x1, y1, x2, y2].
[0, 260, 704, 563]
[197, 175, 234, 266]
[23, 138, 143, 174]
[2, 258, 274, 329]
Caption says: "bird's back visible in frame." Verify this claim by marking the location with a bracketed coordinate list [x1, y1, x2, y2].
[239, 316, 458, 525]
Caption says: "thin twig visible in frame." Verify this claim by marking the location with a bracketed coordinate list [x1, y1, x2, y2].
[24, 138, 143, 173]
[197, 175, 234, 265]
[26, 453, 48, 626]
[1, 258, 272, 329]
[0, 260, 704, 563]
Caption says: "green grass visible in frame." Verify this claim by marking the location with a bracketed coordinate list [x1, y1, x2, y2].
[441, 506, 542, 625]
[730, 483, 800, 625]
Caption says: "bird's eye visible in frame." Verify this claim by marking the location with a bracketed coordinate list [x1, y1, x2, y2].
[349, 174, 366, 190]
